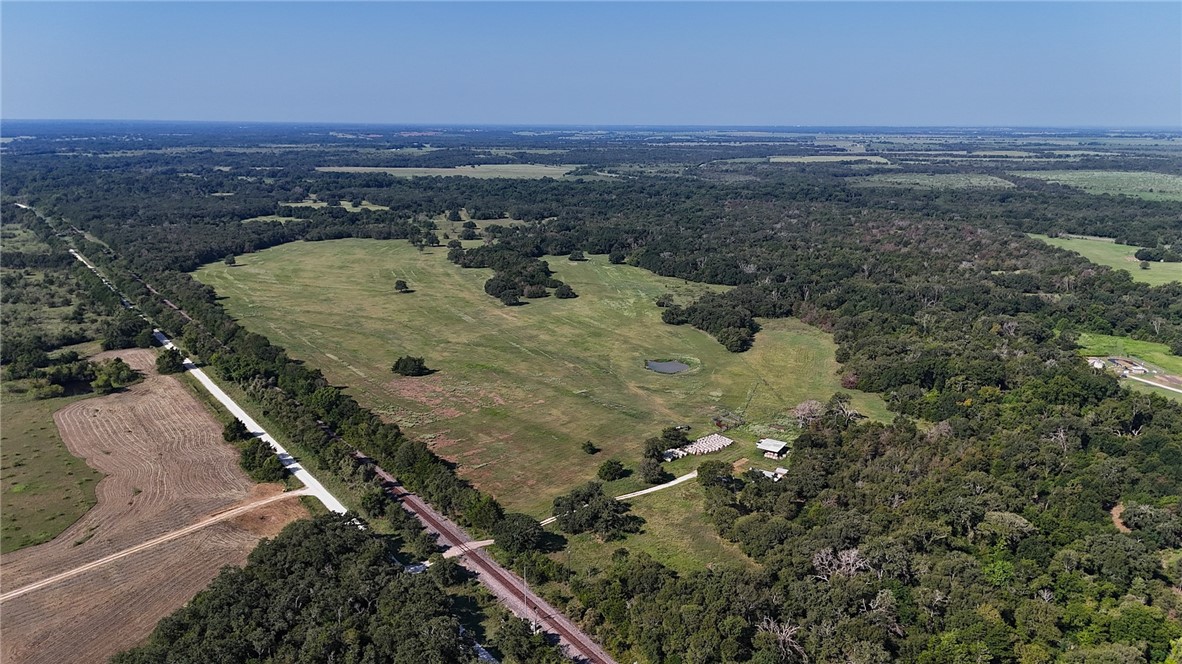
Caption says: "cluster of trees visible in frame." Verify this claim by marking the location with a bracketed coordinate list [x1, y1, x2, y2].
[112, 515, 480, 664]
[89, 357, 141, 393]
[1136, 246, 1182, 263]
[552, 482, 642, 541]
[449, 244, 576, 304]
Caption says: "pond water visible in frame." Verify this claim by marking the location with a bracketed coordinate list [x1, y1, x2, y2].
[645, 360, 690, 374]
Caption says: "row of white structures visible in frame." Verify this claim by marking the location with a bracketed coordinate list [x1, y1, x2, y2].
[662, 434, 790, 461]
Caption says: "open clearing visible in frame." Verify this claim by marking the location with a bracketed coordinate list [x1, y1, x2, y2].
[0, 349, 307, 664]
[1, 389, 104, 553]
[561, 479, 754, 574]
[1030, 234, 1182, 286]
[851, 173, 1015, 189]
[1075, 333, 1182, 403]
[1012, 170, 1182, 201]
[1076, 333, 1182, 377]
[196, 240, 887, 516]
[316, 164, 579, 179]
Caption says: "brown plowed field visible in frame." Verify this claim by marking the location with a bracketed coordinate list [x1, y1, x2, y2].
[0, 348, 307, 664]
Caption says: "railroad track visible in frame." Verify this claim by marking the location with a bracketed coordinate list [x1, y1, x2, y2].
[357, 454, 616, 664]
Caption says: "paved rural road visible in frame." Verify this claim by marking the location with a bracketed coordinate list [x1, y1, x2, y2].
[357, 454, 618, 664]
[540, 470, 699, 526]
[153, 331, 348, 514]
[1128, 375, 1182, 395]
[65, 243, 347, 515]
[0, 490, 309, 603]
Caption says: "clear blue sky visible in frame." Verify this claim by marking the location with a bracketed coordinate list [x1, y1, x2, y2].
[2, 2, 1179, 127]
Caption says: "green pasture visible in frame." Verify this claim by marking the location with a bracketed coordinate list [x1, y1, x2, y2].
[1013, 170, 1182, 201]
[1030, 234, 1182, 286]
[559, 480, 755, 575]
[196, 239, 886, 516]
[1076, 333, 1182, 377]
[315, 164, 579, 179]
[0, 386, 103, 554]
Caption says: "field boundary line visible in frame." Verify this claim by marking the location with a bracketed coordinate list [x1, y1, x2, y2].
[0, 490, 308, 602]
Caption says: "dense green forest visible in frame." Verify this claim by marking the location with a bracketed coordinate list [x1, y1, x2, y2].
[3, 123, 1182, 663]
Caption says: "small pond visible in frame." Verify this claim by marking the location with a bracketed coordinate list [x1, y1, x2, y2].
[645, 360, 690, 374]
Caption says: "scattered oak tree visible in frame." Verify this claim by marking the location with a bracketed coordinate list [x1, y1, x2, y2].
[392, 356, 430, 376]
[597, 459, 627, 481]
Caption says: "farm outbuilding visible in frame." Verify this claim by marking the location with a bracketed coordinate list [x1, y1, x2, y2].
[757, 438, 789, 459]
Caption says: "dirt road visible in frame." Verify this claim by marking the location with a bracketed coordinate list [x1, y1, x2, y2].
[1, 489, 307, 603]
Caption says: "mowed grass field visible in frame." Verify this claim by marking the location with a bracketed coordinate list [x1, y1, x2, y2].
[0, 387, 103, 553]
[196, 239, 887, 516]
[1013, 170, 1182, 201]
[1030, 234, 1182, 286]
[315, 164, 578, 179]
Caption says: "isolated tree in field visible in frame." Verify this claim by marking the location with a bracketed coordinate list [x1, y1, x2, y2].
[640, 458, 670, 485]
[460, 228, 479, 241]
[643, 437, 667, 460]
[90, 357, 141, 394]
[554, 283, 577, 299]
[462, 220, 477, 229]
[392, 356, 430, 376]
[492, 513, 543, 554]
[568, 250, 585, 261]
[155, 347, 185, 374]
[223, 254, 235, 266]
[223, 417, 251, 442]
[581, 441, 599, 455]
[598, 459, 627, 481]
[394, 279, 409, 292]
[1140, 261, 1151, 270]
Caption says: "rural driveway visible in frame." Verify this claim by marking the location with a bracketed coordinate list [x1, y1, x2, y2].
[1128, 375, 1182, 395]
[540, 469, 699, 526]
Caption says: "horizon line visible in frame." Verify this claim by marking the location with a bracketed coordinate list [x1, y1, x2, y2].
[3, 118, 1181, 132]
